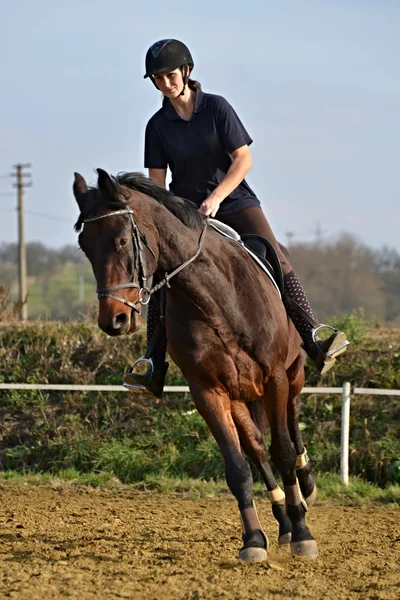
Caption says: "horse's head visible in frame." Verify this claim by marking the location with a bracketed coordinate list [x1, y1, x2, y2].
[73, 168, 159, 336]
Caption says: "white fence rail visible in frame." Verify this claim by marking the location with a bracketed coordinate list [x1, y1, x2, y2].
[1, 382, 399, 487]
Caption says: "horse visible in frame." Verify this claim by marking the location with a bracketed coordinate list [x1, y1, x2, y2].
[73, 168, 318, 563]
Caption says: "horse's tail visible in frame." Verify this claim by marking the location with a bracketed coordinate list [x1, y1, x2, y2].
[248, 398, 268, 438]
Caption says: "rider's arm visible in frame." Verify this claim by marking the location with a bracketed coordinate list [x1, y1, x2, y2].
[148, 168, 167, 188]
[145, 119, 168, 185]
[199, 97, 253, 217]
[208, 145, 252, 204]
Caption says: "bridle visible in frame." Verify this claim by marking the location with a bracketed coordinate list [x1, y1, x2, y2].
[83, 208, 209, 314]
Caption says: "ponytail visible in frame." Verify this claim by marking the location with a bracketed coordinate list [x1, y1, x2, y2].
[188, 78, 201, 91]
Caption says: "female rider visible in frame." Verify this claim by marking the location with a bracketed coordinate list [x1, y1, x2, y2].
[123, 39, 348, 397]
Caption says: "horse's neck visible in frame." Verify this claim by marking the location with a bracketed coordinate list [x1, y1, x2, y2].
[152, 209, 240, 314]
[152, 208, 206, 275]
[147, 203, 260, 315]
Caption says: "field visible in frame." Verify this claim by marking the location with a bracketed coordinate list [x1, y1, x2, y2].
[0, 483, 399, 600]
[0, 316, 399, 598]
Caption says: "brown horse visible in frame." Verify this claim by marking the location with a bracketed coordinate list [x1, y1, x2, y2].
[73, 168, 318, 562]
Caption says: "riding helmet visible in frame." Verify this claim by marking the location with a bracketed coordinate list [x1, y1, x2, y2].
[144, 39, 194, 78]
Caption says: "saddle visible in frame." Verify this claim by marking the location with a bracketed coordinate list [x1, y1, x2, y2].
[153, 219, 285, 322]
[209, 220, 284, 297]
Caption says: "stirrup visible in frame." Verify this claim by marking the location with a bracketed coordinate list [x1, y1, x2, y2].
[122, 356, 154, 392]
[311, 324, 350, 358]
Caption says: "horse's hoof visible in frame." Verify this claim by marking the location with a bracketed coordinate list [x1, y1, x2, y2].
[305, 484, 317, 508]
[278, 532, 292, 545]
[239, 546, 268, 563]
[290, 539, 318, 559]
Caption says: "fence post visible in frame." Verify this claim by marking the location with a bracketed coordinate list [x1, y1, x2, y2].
[340, 381, 351, 486]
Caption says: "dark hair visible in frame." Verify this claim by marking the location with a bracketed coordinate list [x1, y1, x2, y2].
[188, 78, 201, 91]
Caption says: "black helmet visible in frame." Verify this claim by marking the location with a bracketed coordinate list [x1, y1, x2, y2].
[144, 39, 193, 78]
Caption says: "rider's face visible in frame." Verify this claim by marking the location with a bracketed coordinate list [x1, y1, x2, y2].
[153, 68, 184, 98]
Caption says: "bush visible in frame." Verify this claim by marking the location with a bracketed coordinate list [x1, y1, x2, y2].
[0, 314, 399, 486]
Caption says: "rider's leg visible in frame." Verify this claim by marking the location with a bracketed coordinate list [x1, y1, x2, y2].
[123, 293, 168, 397]
[219, 207, 348, 374]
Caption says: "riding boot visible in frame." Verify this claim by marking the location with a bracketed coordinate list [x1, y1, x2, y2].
[123, 295, 169, 398]
[283, 270, 349, 375]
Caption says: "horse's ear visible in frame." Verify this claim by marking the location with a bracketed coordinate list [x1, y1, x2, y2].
[73, 172, 88, 200]
[97, 168, 122, 201]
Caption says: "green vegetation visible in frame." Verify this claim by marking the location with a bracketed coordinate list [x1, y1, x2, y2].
[2, 231, 400, 322]
[0, 470, 398, 505]
[0, 312, 399, 494]
[11, 263, 96, 320]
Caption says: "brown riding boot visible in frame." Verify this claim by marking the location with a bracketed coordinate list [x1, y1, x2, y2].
[283, 270, 349, 374]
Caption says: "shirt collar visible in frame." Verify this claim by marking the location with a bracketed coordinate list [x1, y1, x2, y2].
[163, 88, 207, 121]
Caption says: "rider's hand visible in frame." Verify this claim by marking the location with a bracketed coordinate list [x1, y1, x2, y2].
[198, 194, 222, 218]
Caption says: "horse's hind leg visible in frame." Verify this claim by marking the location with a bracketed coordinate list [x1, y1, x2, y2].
[265, 370, 318, 559]
[287, 356, 317, 507]
[190, 385, 268, 563]
[288, 394, 318, 507]
[231, 399, 292, 545]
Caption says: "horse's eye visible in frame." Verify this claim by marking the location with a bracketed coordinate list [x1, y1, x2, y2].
[120, 238, 128, 247]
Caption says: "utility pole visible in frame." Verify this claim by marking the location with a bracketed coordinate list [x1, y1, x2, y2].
[79, 274, 85, 304]
[285, 231, 295, 247]
[311, 220, 327, 244]
[12, 163, 32, 321]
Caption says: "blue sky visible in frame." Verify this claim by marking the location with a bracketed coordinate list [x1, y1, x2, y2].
[1, 0, 399, 250]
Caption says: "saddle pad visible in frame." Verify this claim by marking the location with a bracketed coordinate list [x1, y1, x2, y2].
[209, 220, 282, 298]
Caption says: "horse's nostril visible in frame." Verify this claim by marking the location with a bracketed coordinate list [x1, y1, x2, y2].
[113, 313, 129, 329]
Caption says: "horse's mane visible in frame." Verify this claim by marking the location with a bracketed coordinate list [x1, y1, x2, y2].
[117, 172, 204, 229]
[74, 172, 204, 231]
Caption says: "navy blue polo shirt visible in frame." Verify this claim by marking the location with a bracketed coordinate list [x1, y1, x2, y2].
[144, 89, 261, 216]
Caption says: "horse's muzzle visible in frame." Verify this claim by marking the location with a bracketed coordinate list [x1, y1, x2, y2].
[98, 306, 142, 336]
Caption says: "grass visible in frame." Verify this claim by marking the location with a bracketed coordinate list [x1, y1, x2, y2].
[0, 470, 398, 506]
[0, 313, 399, 488]
[7, 263, 97, 319]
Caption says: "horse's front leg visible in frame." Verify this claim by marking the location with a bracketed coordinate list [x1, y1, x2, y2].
[231, 399, 292, 545]
[190, 384, 268, 563]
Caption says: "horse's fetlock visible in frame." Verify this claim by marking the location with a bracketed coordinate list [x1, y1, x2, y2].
[297, 469, 316, 500]
[242, 528, 267, 550]
[272, 503, 292, 539]
[286, 503, 313, 543]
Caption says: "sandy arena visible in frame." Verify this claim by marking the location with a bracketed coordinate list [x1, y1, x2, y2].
[0, 484, 399, 599]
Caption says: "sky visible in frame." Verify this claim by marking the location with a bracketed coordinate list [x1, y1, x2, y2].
[0, 0, 399, 251]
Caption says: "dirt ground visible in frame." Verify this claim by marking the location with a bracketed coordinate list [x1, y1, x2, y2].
[0, 484, 399, 600]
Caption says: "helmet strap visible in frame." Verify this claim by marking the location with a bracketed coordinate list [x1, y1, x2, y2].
[180, 65, 190, 96]
[149, 75, 159, 90]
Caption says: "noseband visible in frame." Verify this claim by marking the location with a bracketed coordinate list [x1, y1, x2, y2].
[83, 208, 208, 313]
[83, 208, 155, 313]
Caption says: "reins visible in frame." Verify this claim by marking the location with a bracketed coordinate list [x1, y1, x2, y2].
[84, 208, 209, 312]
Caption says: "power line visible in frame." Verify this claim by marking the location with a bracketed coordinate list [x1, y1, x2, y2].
[26, 210, 71, 224]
